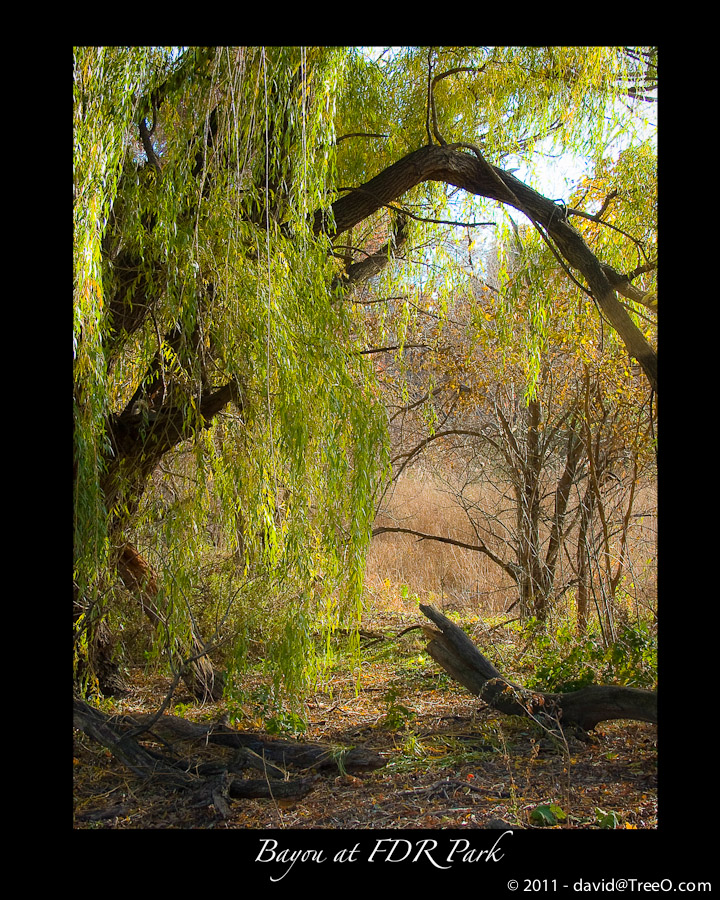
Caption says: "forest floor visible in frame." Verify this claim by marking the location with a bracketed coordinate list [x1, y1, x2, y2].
[73, 607, 657, 831]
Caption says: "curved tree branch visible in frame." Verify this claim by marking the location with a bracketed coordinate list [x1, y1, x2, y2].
[315, 144, 657, 392]
[372, 525, 519, 583]
[336, 131, 389, 144]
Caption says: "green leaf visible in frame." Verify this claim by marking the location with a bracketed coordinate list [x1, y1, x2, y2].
[596, 808, 622, 829]
[530, 803, 566, 826]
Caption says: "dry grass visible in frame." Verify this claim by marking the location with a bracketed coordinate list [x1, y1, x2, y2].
[366, 470, 657, 625]
[367, 472, 516, 617]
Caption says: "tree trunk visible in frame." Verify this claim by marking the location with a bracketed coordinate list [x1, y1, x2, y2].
[419, 604, 656, 733]
[117, 543, 225, 702]
[73, 587, 130, 698]
[518, 396, 545, 620]
[542, 424, 582, 605]
[576, 494, 592, 635]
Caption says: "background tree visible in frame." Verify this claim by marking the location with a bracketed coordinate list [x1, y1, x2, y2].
[369, 214, 655, 631]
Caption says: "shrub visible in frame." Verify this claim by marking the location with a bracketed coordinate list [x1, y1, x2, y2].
[525, 620, 657, 693]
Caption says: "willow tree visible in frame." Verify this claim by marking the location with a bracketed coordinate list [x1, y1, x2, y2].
[73, 47, 657, 702]
[74, 47, 386, 700]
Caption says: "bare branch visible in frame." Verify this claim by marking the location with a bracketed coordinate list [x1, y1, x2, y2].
[372, 525, 518, 583]
[429, 61, 485, 146]
[336, 131, 389, 144]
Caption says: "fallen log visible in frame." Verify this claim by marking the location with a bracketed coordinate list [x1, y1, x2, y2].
[75, 695, 386, 813]
[419, 604, 657, 732]
[74, 698, 319, 803]
[73, 697, 195, 789]
[111, 712, 387, 772]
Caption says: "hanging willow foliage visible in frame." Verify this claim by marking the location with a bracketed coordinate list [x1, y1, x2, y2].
[73, 46, 389, 698]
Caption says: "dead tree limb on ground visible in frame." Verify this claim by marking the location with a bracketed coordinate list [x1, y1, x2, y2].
[110, 711, 387, 772]
[419, 604, 657, 734]
[73, 697, 385, 805]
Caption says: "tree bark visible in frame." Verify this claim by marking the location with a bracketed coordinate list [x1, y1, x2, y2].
[110, 711, 387, 772]
[73, 585, 130, 698]
[517, 396, 544, 620]
[73, 697, 195, 788]
[419, 604, 656, 732]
